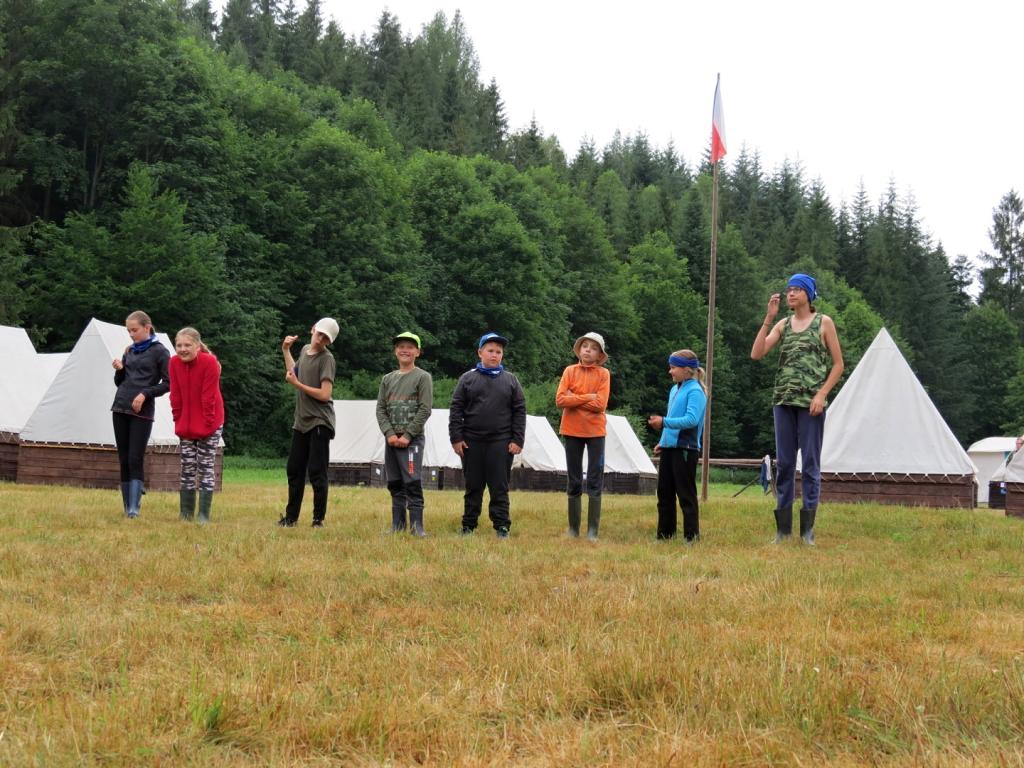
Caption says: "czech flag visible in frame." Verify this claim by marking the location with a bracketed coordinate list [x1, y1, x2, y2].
[711, 75, 727, 165]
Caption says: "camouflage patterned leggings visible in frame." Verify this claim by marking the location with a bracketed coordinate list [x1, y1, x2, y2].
[179, 427, 222, 491]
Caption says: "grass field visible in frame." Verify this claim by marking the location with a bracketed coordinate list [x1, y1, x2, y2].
[3, 470, 1024, 766]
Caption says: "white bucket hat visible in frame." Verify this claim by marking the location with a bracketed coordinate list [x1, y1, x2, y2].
[573, 332, 607, 362]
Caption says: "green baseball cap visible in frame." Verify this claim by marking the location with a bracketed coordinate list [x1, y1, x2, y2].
[392, 331, 421, 348]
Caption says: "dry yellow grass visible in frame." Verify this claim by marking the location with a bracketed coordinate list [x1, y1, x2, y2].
[2, 477, 1024, 766]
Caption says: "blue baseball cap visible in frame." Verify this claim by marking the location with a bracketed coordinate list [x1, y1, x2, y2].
[477, 332, 509, 349]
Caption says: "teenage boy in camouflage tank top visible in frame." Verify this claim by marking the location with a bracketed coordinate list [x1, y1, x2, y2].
[751, 273, 844, 545]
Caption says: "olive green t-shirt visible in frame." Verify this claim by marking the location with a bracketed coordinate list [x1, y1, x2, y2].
[773, 314, 830, 408]
[293, 344, 336, 434]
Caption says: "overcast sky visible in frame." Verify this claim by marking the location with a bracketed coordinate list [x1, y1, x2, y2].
[321, 0, 1022, 264]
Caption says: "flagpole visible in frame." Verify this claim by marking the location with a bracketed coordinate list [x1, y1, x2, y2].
[701, 73, 725, 503]
[701, 158, 719, 502]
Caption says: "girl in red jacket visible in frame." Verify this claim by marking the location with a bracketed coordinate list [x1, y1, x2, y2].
[169, 327, 225, 523]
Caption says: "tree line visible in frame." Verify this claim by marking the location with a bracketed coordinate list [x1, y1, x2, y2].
[2, 0, 1023, 455]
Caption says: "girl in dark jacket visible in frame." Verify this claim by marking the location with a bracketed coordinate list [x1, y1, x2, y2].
[111, 310, 169, 518]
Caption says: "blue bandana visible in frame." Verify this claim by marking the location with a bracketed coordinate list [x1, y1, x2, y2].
[475, 362, 505, 377]
[787, 273, 817, 302]
[131, 336, 158, 354]
[668, 355, 699, 368]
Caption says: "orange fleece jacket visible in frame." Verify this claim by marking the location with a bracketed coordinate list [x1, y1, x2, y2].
[555, 363, 610, 437]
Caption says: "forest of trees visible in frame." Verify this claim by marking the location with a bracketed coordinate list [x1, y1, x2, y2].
[2, 0, 1024, 456]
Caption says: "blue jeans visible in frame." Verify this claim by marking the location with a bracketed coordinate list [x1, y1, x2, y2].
[773, 405, 825, 511]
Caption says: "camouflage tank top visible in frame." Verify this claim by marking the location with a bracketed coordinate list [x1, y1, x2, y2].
[773, 313, 830, 408]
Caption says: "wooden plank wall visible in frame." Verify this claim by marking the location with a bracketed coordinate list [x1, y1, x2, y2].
[0, 433, 18, 482]
[1005, 484, 1024, 518]
[817, 475, 975, 508]
[16, 444, 223, 491]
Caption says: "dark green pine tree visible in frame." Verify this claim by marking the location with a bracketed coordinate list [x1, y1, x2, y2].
[475, 78, 508, 159]
[979, 190, 1024, 331]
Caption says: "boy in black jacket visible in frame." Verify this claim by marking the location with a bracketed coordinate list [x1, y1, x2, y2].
[449, 332, 526, 538]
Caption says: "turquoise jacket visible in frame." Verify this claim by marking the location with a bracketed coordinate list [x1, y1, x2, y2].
[657, 379, 707, 451]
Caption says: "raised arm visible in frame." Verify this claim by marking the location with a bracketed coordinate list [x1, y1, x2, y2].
[751, 293, 784, 360]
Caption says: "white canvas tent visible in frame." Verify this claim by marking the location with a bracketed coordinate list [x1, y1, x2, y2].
[967, 437, 1018, 505]
[328, 402, 570, 491]
[0, 325, 47, 434]
[36, 352, 69, 386]
[16, 318, 196, 491]
[996, 444, 1024, 517]
[817, 327, 976, 507]
[589, 414, 657, 494]
[20, 318, 177, 446]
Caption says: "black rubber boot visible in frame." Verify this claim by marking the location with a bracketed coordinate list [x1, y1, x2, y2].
[179, 489, 196, 521]
[800, 507, 816, 546]
[567, 496, 581, 537]
[586, 496, 601, 541]
[773, 505, 792, 543]
[408, 508, 427, 538]
[197, 490, 213, 524]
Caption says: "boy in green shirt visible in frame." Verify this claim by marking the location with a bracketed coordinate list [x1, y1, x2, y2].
[376, 332, 433, 537]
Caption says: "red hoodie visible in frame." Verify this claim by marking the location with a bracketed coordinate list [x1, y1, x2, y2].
[169, 350, 225, 440]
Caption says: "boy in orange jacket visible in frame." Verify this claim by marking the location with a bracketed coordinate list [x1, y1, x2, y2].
[555, 332, 610, 539]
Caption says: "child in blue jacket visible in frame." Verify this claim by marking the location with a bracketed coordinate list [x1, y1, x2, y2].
[647, 349, 708, 542]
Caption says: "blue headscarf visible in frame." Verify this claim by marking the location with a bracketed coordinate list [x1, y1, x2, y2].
[787, 273, 817, 302]
[668, 355, 699, 368]
[475, 362, 505, 377]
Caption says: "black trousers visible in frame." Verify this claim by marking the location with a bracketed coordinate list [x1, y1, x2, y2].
[461, 439, 514, 531]
[657, 447, 699, 541]
[112, 412, 154, 483]
[564, 435, 605, 497]
[285, 425, 332, 523]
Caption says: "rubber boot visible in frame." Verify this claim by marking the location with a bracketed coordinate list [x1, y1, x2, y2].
[800, 507, 816, 546]
[120, 482, 131, 517]
[567, 496, 582, 537]
[772, 505, 792, 543]
[409, 508, 427, 538]
[586, 496, 602, 540]
[390, 505, 407, 533]
[126, 479, 144, 519]
[179, 489, 196, 521]
[197, 490, 213, 524]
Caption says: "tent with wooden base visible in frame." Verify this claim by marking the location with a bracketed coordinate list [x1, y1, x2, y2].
[326, 400, 386, 487]
[815, 327, 975, 507]
[0, 326, 50, 480]
[327, 402, 570, 491]
[595, 415, 658, 495]
[16, 318, 221, 491]
[511, 415, 567, 491]
[997, 448, 1024, 517]
[967, 437, 1018, 506]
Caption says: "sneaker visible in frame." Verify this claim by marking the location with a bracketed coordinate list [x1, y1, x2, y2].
[495, 527, 510, 539]
[460, 526, 475, 536]
[277, 516, 296, 527]
[311, 519, 324, 528]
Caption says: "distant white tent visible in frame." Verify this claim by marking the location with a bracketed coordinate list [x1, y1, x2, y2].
[0, 325, 47, 434]
[36, 352, 69, 386]
[967, 437, 1018, 505]
[328, 400, 385, 465]
[817, 327, 975, 507]
[588, 414, 657, 494]
[20, 318, 177, 446]
[515, 415, 566, 472]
